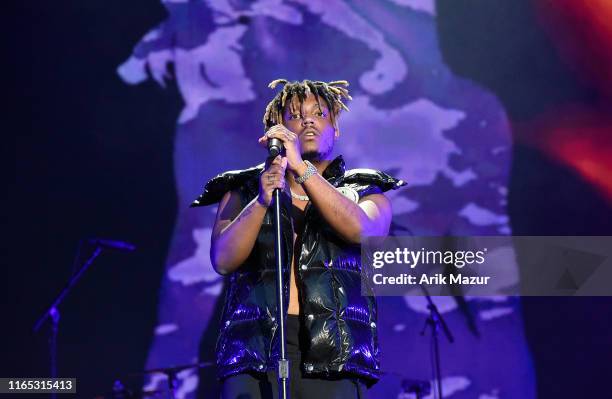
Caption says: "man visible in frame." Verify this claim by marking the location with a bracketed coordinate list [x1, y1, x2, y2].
[191, 79, 405, 398]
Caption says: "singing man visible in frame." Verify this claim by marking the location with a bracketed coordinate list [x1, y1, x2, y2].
[191, 79, 405, 398]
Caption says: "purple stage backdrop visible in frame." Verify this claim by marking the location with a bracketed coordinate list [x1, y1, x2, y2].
[118, 1, 535, 397]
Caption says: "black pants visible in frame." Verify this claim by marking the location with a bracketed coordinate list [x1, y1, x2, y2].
[221, 315, 366, 399]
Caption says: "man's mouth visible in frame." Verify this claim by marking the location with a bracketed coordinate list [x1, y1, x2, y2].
[302, 129, 318, 137]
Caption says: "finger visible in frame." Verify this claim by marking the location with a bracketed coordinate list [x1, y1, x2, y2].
[259, 137, 270, 150]
[284, 130, 297, 141]
[264, 170, 277, 179]
[265, 158, 280, 170]
[268, 171, 285, 180]
[271, 124, 293, 135]
[267, 169, 284, 178]
[267, 124, 284, 134]
[281, 157, 288, 170]
[274, 125, 295, 136]
[266, 129, 291, 142]
[265, 130, 281, 140]
[275, 179, 285, 190]
[271, 155, 282, 165]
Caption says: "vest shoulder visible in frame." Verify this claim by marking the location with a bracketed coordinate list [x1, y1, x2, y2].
[340, 168, 407, 194]
[190, 163, 264, 207]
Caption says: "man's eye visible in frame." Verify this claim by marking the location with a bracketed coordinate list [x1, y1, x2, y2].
[290, 114, 302, 120]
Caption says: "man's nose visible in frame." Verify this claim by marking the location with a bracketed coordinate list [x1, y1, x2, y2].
[302, 115, 315, 126]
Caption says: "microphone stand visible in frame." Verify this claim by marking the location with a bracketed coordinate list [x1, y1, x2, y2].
[33, 244, 105, 399]
[419, 285, 454, 399]
[272, 187, 290, 399]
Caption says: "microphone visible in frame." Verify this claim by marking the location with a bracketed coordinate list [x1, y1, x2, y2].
[88, 238, 136, 252]
[268, 137, 284, 157]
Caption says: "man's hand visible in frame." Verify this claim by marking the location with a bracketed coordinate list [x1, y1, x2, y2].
[258, 125, 304, 174]
[258, 155, 288, 207]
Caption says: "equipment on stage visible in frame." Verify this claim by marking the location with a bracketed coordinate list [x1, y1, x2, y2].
[87, 238, 136, 252]
[102, 365, 432, 399]
[401, 378, 432, 399]
[96, 362, 214, 399]
[267, 144, 290, 399]
[34, 172, 453, 399]
[419, 285, 454, 399]
[33, 238, 135, 399]
[105, 379, 164, 399]
[267, 136, 284, 158]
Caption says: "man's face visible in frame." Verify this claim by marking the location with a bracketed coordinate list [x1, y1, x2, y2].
[282, 93, 338, 161]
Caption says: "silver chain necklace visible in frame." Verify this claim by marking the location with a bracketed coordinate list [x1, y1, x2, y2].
[290, 190, 309, 201]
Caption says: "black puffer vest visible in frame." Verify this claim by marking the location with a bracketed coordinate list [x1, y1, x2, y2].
[191, 155, 405, 385]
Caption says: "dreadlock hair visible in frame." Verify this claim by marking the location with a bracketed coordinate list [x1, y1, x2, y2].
[262, 79, 352, 131]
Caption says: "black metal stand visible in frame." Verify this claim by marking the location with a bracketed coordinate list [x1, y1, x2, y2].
[420, 285, 454, 399]
[165, 370, 178, 399]
[121, 361, 214, 399]
[272, 188, 290, 399]
[401, 378, 431, 399]
[33, 245, 104, 399]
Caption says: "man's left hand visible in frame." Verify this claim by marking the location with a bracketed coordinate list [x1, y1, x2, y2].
[258, 124, 304, 174]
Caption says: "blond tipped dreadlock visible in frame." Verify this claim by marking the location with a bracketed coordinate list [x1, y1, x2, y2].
[263, 79, 352, 130]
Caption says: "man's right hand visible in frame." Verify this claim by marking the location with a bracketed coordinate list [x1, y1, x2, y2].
[258, 155, 288, 207]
